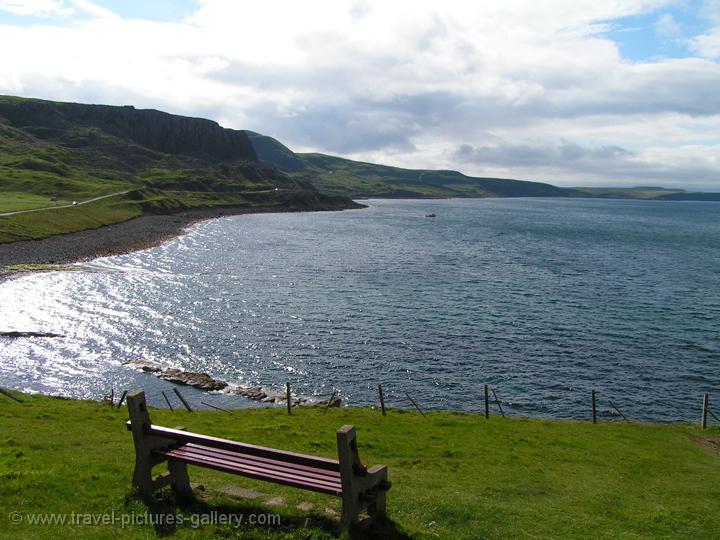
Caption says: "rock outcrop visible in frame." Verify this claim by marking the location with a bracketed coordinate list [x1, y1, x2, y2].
[0, 97, 257, 162]
[123, 361, 341, 408]
[158, 368, 228, 392]
[0, 331, 65, 338]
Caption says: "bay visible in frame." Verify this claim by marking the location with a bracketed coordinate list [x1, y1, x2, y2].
[1, 198, 719, 422]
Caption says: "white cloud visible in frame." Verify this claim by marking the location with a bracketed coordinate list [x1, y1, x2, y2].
[0, 0, 70, 17]
[0, 0, 115, 18]
[654, 13, 681, 37]
[0, 0, 719, 189]
[691, 29, 720, 58]
[701, 0, 720, 23]
[451, 137, 720, 189]
[67, 0, 117, 19]
[690, 1, 720, 59]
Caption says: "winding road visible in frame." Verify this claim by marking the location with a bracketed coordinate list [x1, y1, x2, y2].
[0, 191, 130, 218]
[0, 187, 285, 218]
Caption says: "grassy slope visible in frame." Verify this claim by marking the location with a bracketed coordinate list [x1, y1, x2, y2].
[247, 132, 720, 202]
[247, 132, 577, 199]
[1, 392, 719, 539]
[572, 187, 686, 199]
[573, 187, 720, 201]
[296, 153, 577, 199]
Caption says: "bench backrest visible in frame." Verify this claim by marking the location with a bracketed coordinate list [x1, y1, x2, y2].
[145, 423, 341, 472]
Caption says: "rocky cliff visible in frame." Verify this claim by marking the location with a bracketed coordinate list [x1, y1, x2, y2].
[0, 95, 361, 245]
[0, 97, 257, 162]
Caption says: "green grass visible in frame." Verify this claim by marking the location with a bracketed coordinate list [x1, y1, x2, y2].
[0, 192, 74, 213]
[0, 187, 313, 243]
[0, 191, 271, 243]
[1, 392, 719, 539]
[0, 196, 142, 242]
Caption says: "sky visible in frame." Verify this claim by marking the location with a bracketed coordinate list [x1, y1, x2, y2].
[0, 1, 719, 189]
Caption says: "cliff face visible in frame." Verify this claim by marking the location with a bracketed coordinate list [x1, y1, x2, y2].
[0, 97, 257, 162]
[0, 95, 361, 239]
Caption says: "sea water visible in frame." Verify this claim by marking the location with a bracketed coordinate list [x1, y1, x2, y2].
[1, 198, 719, 422]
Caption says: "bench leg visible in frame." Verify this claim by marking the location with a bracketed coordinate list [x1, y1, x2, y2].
[340, 494, 361, 534]
[128, 392, 159, 501]
[168, 460, 193, 502]
[337, 426, 362, 532]
[128, 391, 188, 503]
[337, 426, 391, 533]
[132, 460, 155, 501]
[366, 465, 388, 518]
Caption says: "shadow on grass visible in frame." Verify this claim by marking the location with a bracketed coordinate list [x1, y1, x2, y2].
[129, 489, 411, 539]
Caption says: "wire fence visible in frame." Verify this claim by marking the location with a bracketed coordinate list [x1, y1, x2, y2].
[88, 382, 720, 430]
[2, 383, 718, 430]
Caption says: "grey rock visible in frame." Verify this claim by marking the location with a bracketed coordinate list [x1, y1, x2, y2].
[0, 331, 65, 338]
[123, 360, 163, 373]
[158, 369, 228, 391]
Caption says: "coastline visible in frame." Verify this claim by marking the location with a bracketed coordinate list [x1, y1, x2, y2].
[0, 202, 365, 282]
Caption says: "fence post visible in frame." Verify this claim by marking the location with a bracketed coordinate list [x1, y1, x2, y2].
[0, 387, 23, 403]
[592, 390, 597, 424]
[702, 393, 709, 430]
[116, 390, 128, 410]
[608, 400, 629, 423]
[323, 390, 337, 416]
[286, 382, 292, 415]
[405, 392, 427, 418]
[378, 384, 387, 416]
[484, 384, 489, 419]
[200, 401, 232, 413]
[161, 390, 174, 411]
[173, 388, 193, 412]
[491, 388, 505, 418]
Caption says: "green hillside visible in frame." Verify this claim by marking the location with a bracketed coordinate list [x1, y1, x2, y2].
[572, 187, 683, 199]
[247, 132, 579, 199]
[0, 96, 356, 243]
[248, 132, 720, 201]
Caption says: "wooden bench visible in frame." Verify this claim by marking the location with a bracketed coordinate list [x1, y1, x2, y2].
[126, 391, 391, 532]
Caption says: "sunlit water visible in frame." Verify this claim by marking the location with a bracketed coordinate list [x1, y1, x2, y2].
[1, 198, 719, 421]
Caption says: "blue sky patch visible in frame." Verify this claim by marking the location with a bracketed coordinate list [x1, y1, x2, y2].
[91, 0, 198, 22]
[0, 0, 199, 26]
[600, 3, 711, 61]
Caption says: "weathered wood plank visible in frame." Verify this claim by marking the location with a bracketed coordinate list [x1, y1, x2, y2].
[176, 443, 341, 481]
[146, 424, 340, 471]
[158, 448, 342, 496]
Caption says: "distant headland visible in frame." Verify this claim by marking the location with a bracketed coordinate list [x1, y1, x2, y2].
[1, 95, 718, 270]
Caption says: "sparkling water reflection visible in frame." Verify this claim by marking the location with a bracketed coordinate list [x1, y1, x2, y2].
[1, 198, 719, 421]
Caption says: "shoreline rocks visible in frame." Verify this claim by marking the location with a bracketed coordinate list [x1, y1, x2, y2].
[0, 331, 65, 338]
[123, 361, 341, 408]
[0, 204, 365, 278]
[158, 368, 228, 392]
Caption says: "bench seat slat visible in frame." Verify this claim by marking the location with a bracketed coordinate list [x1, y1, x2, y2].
[147, 424, 340, 472]
[182, 443, 341, 482]
[164, 445, 341, 488]
[157, 447, 343, 496]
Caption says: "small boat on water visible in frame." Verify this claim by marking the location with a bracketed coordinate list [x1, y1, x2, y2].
[425, 213, 437, 218]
